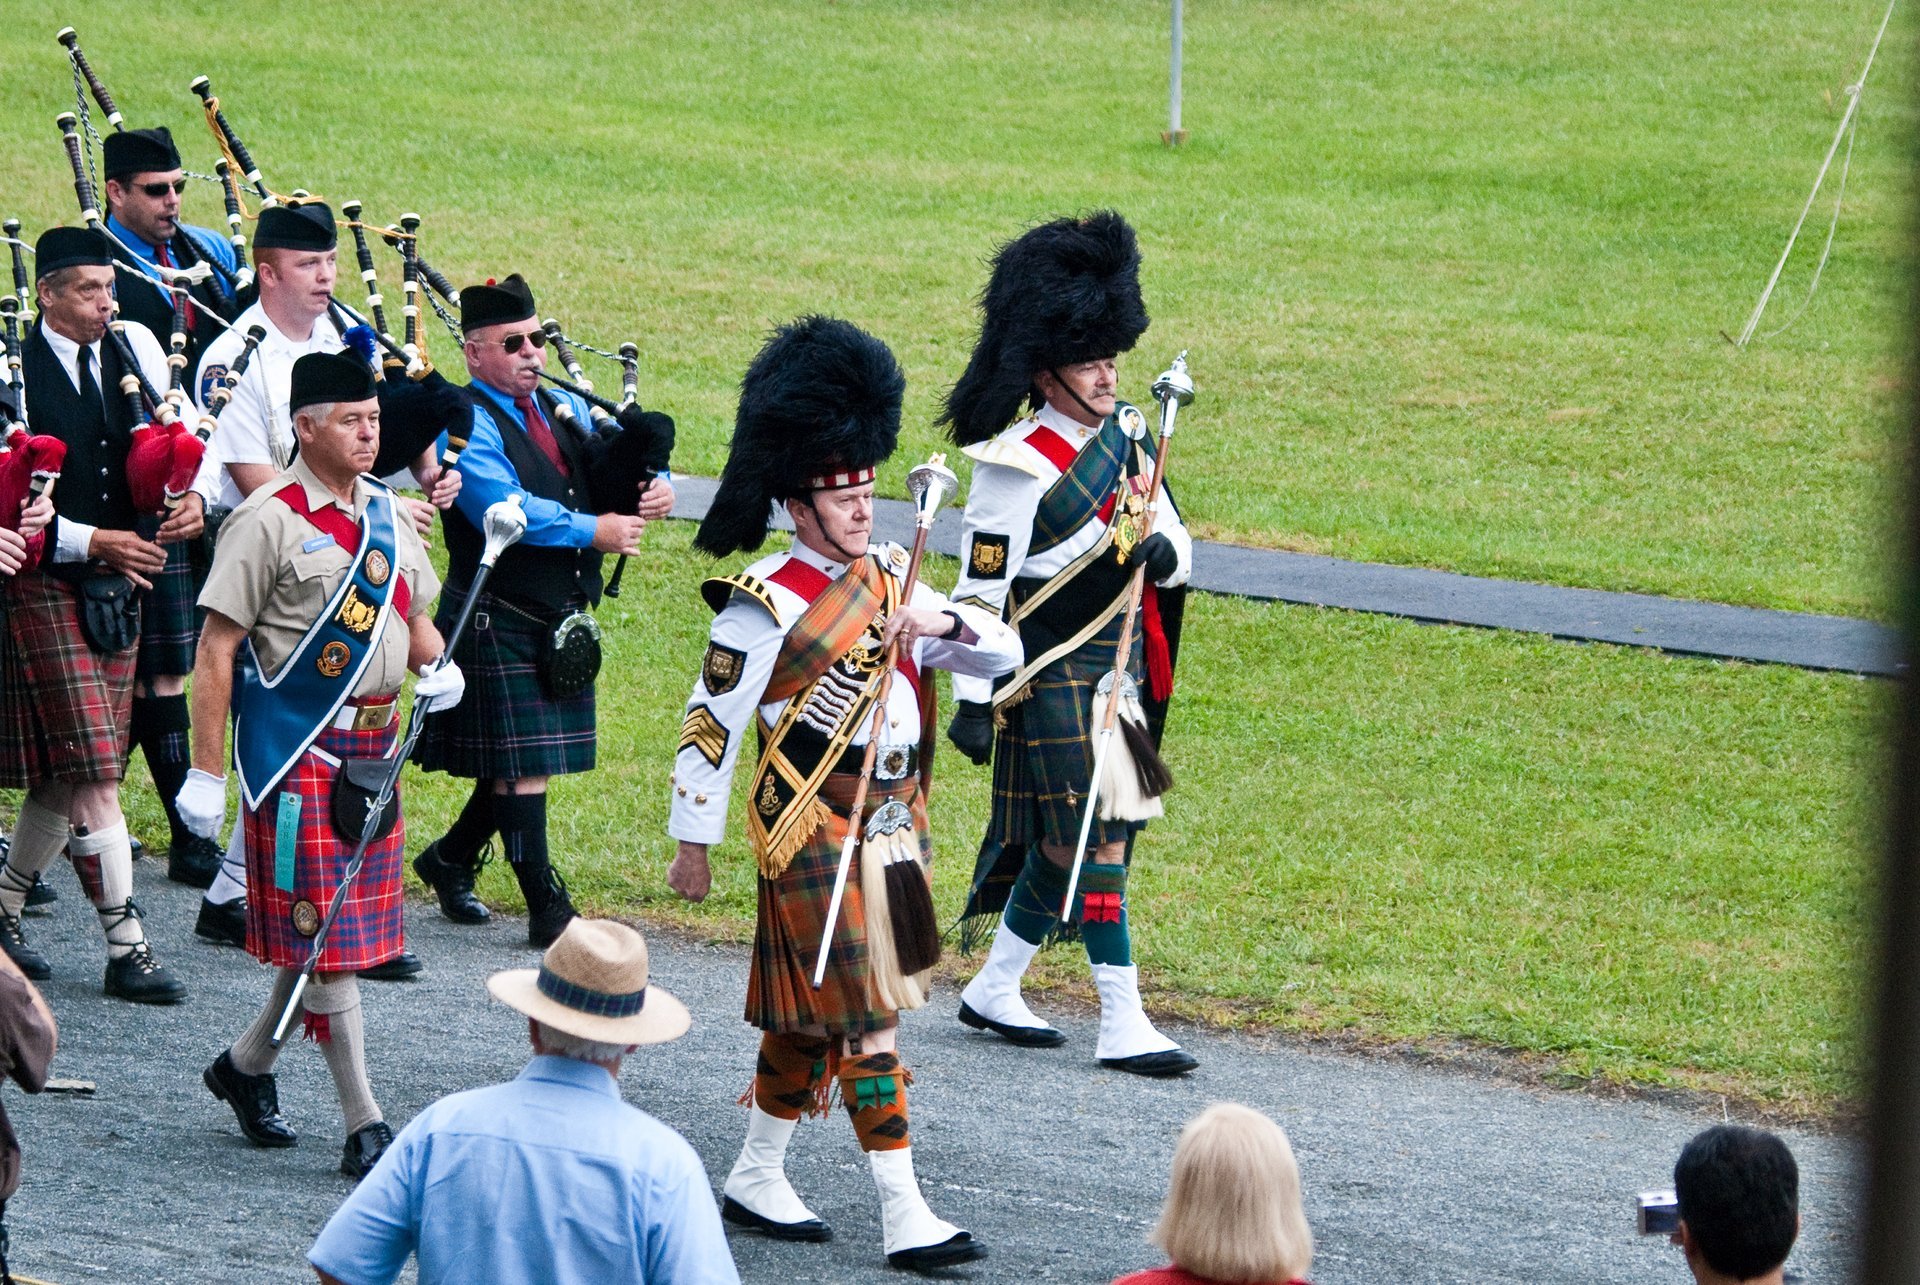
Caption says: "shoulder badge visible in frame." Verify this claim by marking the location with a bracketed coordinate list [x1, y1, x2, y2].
[198, 363, 230, 408]
[702, 641, 747, 695]
[967, 532, 1009, 580]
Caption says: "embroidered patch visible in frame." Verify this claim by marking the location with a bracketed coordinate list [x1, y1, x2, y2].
[968, 533, 1009, 579]
[365, 548, 390, 587]
[197, 363, 230, 407]
[317, 640, 351, 678]
[333, 586, 378, 638]
[291, 899, 321, 937]
[701, 642, 747, 696]
[678, 705, 730, 769]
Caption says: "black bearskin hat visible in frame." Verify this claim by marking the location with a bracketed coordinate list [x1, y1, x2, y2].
[939, 210, 1149, 446]
[694, 315, 904, 557]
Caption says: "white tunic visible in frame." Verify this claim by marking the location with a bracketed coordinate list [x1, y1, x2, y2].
[668, 539, 1022, 846]
[195, 302, 344, 509]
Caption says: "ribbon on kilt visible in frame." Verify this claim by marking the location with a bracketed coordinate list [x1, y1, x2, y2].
[233, 481, 403, 810]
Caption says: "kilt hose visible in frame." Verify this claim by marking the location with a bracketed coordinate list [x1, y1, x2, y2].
[242, 720, 405, 972]
[414, 588, 595, 781]
[750, 773, 931, 1037]
[4, 569, 136, 785]
[134, 522, 199, 681]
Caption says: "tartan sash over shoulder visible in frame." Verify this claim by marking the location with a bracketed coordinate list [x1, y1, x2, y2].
[748, 555, 900, 878]
[1028, 407, 1144, 556]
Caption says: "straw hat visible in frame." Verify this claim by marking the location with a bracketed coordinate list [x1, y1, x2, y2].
[487, 919, 690, 1046]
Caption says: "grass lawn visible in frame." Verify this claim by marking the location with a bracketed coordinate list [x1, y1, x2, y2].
[108, 521, 1871, 1111]
[0, 0, 1908, 614]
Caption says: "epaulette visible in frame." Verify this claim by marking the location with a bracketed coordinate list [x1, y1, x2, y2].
[700, 573, 779, 617]
[960, 417, 1049, 479]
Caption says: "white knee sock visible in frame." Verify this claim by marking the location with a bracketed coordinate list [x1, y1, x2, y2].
[0, 797, 68, 918]
[69, 822, 143, 960]
[304, 975, 381, 1134]
[230, 967, 302, 1076]
[207, 817, 248, 906]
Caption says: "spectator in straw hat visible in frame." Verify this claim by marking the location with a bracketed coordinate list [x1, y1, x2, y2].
[309, 918, 738, 1285]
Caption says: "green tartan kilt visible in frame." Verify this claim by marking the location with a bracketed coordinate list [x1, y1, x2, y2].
[135, 531, 201, 681]
[988, 622, 1145, 851]
[749, 774, 930, 1036]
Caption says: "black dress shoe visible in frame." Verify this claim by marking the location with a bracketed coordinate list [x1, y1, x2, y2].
[166, 834, 223, 890]
[341, 1120, 395, 1180]
[361, 950, 423, 982]
[721, 1196, 834, 1243]
[0, 911, 49, 981]
[103, 943, 187, 1005]
[203, 1050, 298, 1148]
[129, 835, 147, 862]
[524, 867, 577, 949]
[23, 874, 56, 916]
[413, 841, 490, 925]
[888, 1234, 986, 1272]
[195, 896, 248, 947]
[957, 1001, 1067, 1048]
[1098, 1048, 1200, 1077]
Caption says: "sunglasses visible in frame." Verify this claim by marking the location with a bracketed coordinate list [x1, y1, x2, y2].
[480, 329, 548, 355]
[137, 179, 189, 198]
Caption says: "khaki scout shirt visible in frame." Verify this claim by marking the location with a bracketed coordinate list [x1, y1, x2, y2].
[198, 456, 439, 698]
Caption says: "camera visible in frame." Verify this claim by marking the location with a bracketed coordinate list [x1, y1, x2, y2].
[1636, 1190, 1680, 1236]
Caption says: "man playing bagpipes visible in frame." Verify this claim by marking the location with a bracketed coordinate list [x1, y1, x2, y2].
[102, 125, 247, 898]
[943, 212, 1199, 1077]
[0, 227, 190, 1003]
[174, 351, 464, 1180]
[666, 316, 1017, 1272]
[412, 275, 674, 948]
[190, 203, 462, 964]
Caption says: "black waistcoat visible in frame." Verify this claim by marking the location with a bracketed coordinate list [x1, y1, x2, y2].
[22, 322, 139, 534]
[445, 387, 604, 614]
[109, 227, 238, 388]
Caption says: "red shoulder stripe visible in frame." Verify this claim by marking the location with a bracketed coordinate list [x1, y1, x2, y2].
[766, 558, 833, 603]
[272, 482, 362, 555]
[1023, 426, 1078, 474]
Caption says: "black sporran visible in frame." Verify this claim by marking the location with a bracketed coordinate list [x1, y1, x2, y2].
[330, 758, 399, 845]
[75, 574, 140, 654]
[540, 611, 603, 698]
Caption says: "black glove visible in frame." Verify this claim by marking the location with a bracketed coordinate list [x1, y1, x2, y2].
[616, 404, 676, 473]
[947, 700, 994, 766]
[1127, 531, 1179, 584]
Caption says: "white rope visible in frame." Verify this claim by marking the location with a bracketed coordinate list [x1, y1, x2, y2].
[1733, 0, 1896, 347]
[1756, 105, 1859, 341]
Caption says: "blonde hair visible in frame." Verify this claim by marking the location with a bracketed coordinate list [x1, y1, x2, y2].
[1151, 1103, 1314, 1283]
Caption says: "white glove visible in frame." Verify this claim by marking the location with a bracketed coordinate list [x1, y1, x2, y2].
[177, 769, 227, 840]
[415, 658, 466, 713]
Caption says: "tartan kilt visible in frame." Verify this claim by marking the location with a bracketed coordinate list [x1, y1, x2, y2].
[749, 774, 930, 1036]
[988, 620, 1145, 851]
[135, 525, 200, 680]
[4, 570, 135, 784]
[0, 624, 36, 789]
[242, 720, 406, 971]
[414, 591, 595, 780]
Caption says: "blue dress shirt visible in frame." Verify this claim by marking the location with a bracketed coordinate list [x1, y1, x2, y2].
[443, 380, 602, 549]
[105, 211, 239, 307]
[309, 1055, 739, 1285]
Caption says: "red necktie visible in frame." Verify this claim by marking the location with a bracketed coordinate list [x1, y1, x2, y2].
[154, 243, 194, 333]
[514, 394, 570, 477]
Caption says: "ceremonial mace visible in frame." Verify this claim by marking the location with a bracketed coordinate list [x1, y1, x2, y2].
[811, 454, 958, 989]
[271, 495, 527, 1046]
[1056, 353, 1193, 925]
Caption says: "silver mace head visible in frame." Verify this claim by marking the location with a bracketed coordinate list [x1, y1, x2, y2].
[479, 494, 528, 565]
[1153, 351, 1195, 408]
[907, 453, 959, 523]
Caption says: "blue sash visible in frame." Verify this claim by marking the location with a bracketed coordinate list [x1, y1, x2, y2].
[234, 483, 402, 811]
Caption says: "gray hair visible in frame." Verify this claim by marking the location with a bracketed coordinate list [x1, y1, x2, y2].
[532, 1019, 630, 1068]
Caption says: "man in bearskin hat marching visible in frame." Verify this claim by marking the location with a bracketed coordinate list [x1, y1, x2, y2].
[944, 211, 1199, 1077]
[666, 315, 1019, 1271]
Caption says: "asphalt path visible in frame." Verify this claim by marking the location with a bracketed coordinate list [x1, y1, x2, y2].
[6, 864, 1858, 1284]
[667, 476, 1901, 677]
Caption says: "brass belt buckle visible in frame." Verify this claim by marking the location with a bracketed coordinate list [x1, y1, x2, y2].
[352, 702, 392, 732]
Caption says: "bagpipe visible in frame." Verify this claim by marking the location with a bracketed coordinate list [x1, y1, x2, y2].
[0, 225, 64, 555]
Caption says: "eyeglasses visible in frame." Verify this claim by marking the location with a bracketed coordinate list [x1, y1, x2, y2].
[137, 179, 189, 198]
[479, 329, 547, 355]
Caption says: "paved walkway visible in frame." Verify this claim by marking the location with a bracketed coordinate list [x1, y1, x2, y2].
[7, 865, 1857, 1283]
[667, 476, 1901, 677]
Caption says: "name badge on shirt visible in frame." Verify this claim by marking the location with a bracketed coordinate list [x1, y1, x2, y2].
[302, 534, 336, 554]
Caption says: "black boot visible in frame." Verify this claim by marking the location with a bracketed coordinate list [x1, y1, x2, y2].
[195, 896, 248, 947]
[341, 1121, 395, 1180]
[203, 1050, 297, 1147]
[413, 840, 491, 924]
[520, 865, 577, 949]
[167, 834, 223, 890]
[0, 911, 48, 981]
[361, 950, 423, 982]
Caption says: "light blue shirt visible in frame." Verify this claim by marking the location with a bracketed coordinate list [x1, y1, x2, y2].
[104, 211, 239, 306]
[309, 1055, 740, 1285]
[443, 379, 601, 549]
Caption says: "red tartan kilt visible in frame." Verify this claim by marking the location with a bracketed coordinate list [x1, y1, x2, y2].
[4, 569, 135, 784]
[243, 720, 405, 971]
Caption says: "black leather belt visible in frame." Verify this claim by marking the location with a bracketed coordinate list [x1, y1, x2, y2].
[832, 742, 918, 781]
